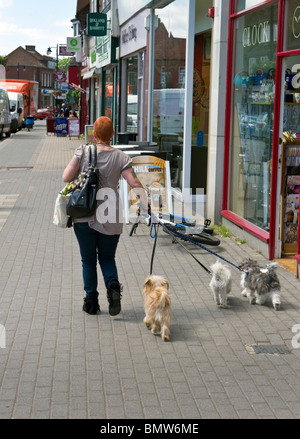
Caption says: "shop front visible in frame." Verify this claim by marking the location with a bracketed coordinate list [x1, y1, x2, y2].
[87, 9, 119, 137]
[119, 10, 148, 141]
[221, 0, 300, 262]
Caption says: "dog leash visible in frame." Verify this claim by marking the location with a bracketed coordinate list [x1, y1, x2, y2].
[164, 224, 242, 272]
[150, 219, 212, 275]
[150, 214, 241, 274]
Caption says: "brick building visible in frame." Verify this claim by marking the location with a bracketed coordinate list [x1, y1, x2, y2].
[5, 45, 55, 109]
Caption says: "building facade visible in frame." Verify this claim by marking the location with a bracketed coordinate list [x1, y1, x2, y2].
[75, 0, 300, 265]
[5, 45, 55, 109]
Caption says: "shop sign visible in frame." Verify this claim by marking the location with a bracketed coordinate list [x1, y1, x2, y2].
[87, 13, 107, 37]
[91, 50, 97, 64]
[120, 10, 148, 58]
[242, 21, 270, 48]
[287, 2, 300, 50]
[292, 6, 300, 39]
[48, 60, 56, 70]
[66, 37, 81, 53]
[59, 45, 75, 56]
[54, 71, 66, 83]
[122, 25, 137, 44]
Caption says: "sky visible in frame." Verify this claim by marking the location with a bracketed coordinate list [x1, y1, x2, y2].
[0, 0, 76, 57]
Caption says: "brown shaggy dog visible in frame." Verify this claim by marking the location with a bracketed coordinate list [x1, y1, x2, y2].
[142, 275, 171, 341]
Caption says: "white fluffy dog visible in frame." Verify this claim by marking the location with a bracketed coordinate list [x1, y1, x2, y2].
[209, 261, 232, 308]
[142, 275, 171, 341]
[239, 259, 281, 310]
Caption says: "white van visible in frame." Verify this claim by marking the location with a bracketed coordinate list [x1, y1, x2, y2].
[153, 88, 185, 136]
[8, 91, 24, 132]
[0, 86, 11, 139]
[127, 94, 138, 132]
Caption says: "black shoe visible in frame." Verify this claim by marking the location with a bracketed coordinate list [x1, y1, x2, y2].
[107, 283, 122, 316]
[83, 297, 100, 315]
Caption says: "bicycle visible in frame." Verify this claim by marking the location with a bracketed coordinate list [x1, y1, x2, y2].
[129, 208, 220, 247]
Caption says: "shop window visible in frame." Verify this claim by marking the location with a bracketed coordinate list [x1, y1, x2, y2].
[235, 0, 270, 12]
[153, 0, 187, 188]
[280, 56, 300, 254]
[105, 69, 113, 119]
[126, 56, 138, 133]
[190, 32, 211, 195]
[285, 0, 300, 51]
[229, 3, 278, 232]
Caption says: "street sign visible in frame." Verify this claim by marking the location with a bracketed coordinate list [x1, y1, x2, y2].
[87, 13, 107, 37]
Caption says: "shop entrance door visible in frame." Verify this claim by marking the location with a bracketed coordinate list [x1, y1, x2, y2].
[190, 31, 211, 195]
[280, 56, 300, 256]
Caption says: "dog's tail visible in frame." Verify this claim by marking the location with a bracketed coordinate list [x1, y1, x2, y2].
[154, 287, 171, 309]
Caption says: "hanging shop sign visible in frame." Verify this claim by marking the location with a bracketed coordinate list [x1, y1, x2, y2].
[59, 45, 75, 56]
[87, 13, 107, 37]
[66, 37, 81, 53]
[54, 71, 66, 83]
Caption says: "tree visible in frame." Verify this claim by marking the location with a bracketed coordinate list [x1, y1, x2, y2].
[67, 89, 80, 107]
[0, 55, 8, 67]
[58, 58, 71, 74]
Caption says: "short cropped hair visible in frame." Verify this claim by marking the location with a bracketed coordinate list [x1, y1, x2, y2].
[94, 116, 114, 142]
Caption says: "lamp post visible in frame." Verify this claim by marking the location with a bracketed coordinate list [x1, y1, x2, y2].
[46, 44, 59, 69]
[47, 44, 62, 112]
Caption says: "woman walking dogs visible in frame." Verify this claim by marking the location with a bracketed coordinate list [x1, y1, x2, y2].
[62, 117, 146, 316]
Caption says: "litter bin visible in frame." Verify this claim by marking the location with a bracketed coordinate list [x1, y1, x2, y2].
[46, 117, 56, 135]
[117, 132, 137, 144]
[25, 116, 34, 130]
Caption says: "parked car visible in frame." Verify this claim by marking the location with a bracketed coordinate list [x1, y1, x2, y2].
[34, 108, 54, 120]
[0, 86, 11, 140]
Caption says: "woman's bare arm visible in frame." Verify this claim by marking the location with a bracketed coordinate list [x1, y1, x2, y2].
[62, 157, 80, 182]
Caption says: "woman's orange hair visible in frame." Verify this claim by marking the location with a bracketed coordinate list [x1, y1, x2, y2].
[93, 116, 115, 142]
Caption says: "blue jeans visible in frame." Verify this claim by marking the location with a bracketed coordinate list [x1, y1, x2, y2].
[74, 222, 120, 299]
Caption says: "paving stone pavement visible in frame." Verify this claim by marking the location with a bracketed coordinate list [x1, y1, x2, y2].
[0, 121, 300, 421]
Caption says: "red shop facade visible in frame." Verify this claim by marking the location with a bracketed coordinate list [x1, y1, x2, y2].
[221, 0, 300, 267]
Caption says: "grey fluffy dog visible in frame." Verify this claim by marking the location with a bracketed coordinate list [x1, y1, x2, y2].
[209, 261, 232, 308]
[239, 259, 281, 310]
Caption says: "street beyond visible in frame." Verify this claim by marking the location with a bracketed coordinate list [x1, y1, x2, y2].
[0, 121, 300, 421]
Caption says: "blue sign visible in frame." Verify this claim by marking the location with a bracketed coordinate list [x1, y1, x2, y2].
[197, 130, 204, 147]
[55, 117, 68, 136]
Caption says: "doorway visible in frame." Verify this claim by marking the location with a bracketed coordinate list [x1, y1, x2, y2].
[279, 56, 300, 258]
[190, 31, 211, 194]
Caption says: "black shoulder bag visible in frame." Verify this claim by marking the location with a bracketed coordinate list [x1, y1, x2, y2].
[67, 145, 99, 219]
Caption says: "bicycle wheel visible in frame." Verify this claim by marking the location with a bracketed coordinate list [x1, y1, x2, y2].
[164, 224, 220, 246]
[190, 232, 220, 246]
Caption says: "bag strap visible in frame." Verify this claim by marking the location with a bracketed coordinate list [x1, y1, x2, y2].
[93, 144, 97, 167]
[88, 144, 97, 168]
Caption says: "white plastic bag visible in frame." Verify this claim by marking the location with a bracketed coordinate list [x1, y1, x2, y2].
[53, 192, 71, 228]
